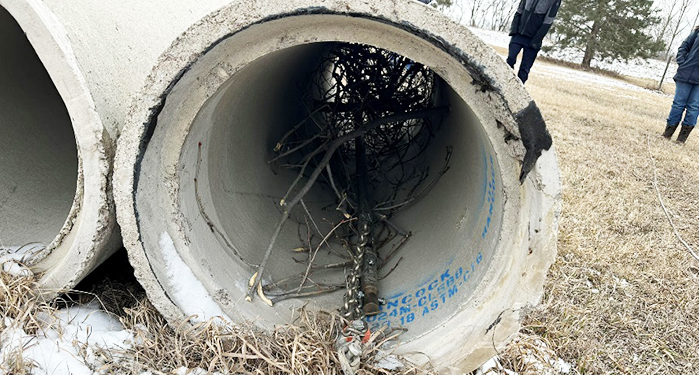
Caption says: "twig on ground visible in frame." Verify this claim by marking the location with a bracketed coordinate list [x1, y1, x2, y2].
[646, 136, 699, 260]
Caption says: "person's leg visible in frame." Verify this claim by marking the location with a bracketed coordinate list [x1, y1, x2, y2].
[681, 83, 698, 126]
[506, 37, 523, 69]
[676, 83, 699, 143]
[517, 44, 540, 83]
[667, 81, 691, 126]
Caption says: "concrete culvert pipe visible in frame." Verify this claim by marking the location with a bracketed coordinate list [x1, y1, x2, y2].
[114, 0, 561, 371]
[0, 1, 118, 290]
[0, 0, 236, 292]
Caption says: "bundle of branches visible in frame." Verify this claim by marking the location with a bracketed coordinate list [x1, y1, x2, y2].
[248, 43, 450, 318]
[309, 43, 440, 214]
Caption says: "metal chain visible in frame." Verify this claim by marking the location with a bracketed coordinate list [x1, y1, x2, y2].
[341, 220, 371, 320]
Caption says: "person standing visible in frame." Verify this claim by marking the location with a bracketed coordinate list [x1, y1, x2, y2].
[507, 0, 561, 83]
[663, 26, 699, 144]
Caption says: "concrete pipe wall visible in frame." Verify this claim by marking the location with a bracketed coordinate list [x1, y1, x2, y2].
[114, 0, 561, 371]
[0, 0, 233, 292]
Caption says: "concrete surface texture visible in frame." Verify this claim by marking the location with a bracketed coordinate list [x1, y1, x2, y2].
[0, 0, 233, 292]
[112, 0, 561, 372]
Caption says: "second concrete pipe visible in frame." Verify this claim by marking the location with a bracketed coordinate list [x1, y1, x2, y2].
[0, 0, 233, 291]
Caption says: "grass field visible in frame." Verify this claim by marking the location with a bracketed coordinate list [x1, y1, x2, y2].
[1, 57, 698, 374]
[505, 59, 699, 374]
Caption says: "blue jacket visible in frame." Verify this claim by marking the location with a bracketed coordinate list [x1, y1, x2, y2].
[674, 27, 699, 85]
[509, 0, 561, 49]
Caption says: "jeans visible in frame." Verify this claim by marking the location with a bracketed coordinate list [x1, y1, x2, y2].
[506, 35, 540, 83]
[667, 81, 699, 126]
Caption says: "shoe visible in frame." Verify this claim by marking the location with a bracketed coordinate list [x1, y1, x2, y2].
[676, 125, 694, 144]
[662, 124, 678, 139]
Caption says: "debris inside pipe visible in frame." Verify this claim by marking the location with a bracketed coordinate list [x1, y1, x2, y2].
[245, 43, 451, 320]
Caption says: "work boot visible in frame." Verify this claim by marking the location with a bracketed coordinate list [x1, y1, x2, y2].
[676, 125, 694, 144]
[662, 123, 678, 139]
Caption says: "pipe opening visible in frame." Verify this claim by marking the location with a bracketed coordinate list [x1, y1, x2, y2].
[138, 21, 504, 340]
[194, 43, 502, 337]
[0, 7, 78, 249]
[120, 9, 559, 369]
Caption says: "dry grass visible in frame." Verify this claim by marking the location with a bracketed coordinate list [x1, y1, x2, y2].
[0, 268, 49, 374]
[0, 268, 434, 374]
[510, 60, 699, 374]
[113, 299, 432, 374]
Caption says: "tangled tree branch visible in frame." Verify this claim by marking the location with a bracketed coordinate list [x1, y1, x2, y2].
[246, 43, 451, 314]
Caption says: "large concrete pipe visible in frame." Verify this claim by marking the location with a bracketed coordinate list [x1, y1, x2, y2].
[113, 0, 560, 372]
[0, 0, 237, 292]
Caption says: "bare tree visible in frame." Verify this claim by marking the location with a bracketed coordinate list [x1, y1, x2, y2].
[489, 0, 519, 32]
[657, 0, 696, 89]
[437, 0, 519, 31]
[467, 0, 489, 27]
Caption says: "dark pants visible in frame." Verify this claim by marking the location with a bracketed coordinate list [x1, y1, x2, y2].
[506, 35, 540, 83]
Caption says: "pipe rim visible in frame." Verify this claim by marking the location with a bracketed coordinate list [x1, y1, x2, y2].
[0, 0, 118, 291]
[114, 0, 560, 371]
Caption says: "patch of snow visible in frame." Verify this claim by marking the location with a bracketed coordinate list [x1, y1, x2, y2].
[0, 318, 34, 368]
[556, 358, 572, 374]
[535, 64, 648, 92]
[374, 353, 404, 370]
[0, 242, 46, 267]
[542, 47, 676, 82]
[1, 258, 32, 278]
[612, 275, 629, 288]
[474, 356, 518, 375]
[518, 338, 573, 374]
[159, 232, 228, 323]
[0, 301, 134, 375]
[474, 337, 574, 375]
[468, 27, 513, 50]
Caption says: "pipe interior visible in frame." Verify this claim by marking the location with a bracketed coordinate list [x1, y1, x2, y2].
[0, 7, 78, 249]
[163, 40, 505, 338]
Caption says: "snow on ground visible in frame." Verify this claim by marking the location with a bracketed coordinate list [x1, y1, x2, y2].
[159, 232, 229, 323]
[158, 367, 225, 375]
[0, 301, 133, 375]
[534, 63, 656, 99]
[543, 47, 675, 82]
[473, 339, 573, 375]
[468, 27, 676, 87]
[469, 27, 513, 51]
[0, 292, 225, 375]
[0, 243, 46, 277]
